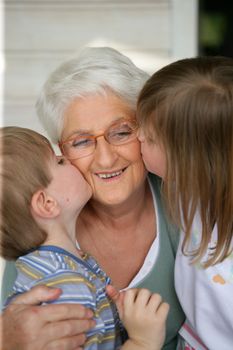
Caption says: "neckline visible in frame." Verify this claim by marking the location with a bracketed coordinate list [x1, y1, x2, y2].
[35, 245, 100, 275]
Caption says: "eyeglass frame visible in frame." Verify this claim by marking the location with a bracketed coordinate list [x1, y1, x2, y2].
[58, 118, 139, 160]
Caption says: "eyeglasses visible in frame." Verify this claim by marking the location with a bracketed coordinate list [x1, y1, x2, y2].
[59, 119, 139, 160]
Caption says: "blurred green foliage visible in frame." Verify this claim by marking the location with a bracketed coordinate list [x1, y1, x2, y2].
[200, 13, 226, 47]
[199, 1, 233, 56]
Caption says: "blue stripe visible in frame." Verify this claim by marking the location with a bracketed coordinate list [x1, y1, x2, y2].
[36, 245, 104, 275]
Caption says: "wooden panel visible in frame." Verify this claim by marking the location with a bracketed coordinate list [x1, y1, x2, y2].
[3, 48, 171, 102]
[5, 3, 170, 51]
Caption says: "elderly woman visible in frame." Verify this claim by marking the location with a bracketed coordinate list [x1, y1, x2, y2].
[1, 47, 184, 350]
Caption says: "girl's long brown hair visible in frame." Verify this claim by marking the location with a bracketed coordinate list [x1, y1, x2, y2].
[137, 56, 233, 267]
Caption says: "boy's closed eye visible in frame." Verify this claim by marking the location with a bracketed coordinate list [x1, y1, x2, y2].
[57, 157, 65, 165]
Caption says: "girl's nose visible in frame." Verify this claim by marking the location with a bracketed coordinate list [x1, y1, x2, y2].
[137, 128, 145, 142]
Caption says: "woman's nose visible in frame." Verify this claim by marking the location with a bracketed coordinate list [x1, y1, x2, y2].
[93, 136, 118, 167]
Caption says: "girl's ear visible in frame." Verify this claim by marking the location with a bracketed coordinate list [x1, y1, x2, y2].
[31, 190, 60, 219]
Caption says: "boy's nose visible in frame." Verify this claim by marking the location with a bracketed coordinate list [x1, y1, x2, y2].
[57, 155, 70, 164]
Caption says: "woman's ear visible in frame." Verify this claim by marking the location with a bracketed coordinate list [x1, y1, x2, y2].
[31, 190, 60, 219]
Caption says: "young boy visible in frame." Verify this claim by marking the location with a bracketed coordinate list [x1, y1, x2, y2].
[0, 126, 169, 350]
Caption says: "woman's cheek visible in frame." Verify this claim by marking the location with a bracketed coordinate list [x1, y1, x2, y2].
[123, 139, 142, 162]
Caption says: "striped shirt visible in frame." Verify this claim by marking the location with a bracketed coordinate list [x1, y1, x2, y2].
[5, 245, 125, 349]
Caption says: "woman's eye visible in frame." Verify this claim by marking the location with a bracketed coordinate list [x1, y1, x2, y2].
[110, 128, 132, 139]
[72, 138, 93, 148]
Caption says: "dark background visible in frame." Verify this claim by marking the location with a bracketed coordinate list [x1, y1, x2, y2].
[199, 0, 233, 57]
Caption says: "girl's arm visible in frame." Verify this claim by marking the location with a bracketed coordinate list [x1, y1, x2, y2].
[107, 286, 170, 350]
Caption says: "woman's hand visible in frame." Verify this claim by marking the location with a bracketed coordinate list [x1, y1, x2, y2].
[1, 285, 95, 350]
[107, 286, 169, 350]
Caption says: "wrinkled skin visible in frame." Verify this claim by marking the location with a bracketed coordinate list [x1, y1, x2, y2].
[1, 286, 95, 350]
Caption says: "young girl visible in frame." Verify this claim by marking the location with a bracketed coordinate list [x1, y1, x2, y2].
[136, 56, 233, 349]
[1, 126, 169, 350]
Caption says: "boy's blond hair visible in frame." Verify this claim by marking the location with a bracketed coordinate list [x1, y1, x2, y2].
[0, 127, 53, 259]
[137, 56, 233, 267]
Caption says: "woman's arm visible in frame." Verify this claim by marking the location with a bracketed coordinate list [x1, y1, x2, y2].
[1, 285, 95, 350]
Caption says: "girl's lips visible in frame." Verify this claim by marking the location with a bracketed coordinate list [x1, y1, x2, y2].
[95, 167, 127, 179]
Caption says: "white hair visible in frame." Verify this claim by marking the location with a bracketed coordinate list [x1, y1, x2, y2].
[36, 47, 150, 142]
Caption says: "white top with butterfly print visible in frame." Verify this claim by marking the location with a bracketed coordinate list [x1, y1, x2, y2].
[175, 212, 233, 350]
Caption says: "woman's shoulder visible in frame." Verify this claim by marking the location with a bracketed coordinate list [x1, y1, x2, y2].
[147, 172, 180, 254]
[147, 172, 164, 206]
[148, 172, 162, 188]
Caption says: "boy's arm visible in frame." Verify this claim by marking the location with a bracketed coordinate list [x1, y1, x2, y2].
[107, 286, 169, 350]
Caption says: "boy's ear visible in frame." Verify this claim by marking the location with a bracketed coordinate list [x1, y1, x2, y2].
[31, 190, 60, 218]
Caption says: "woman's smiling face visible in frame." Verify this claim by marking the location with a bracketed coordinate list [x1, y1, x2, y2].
[61, 93, 147, 206]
